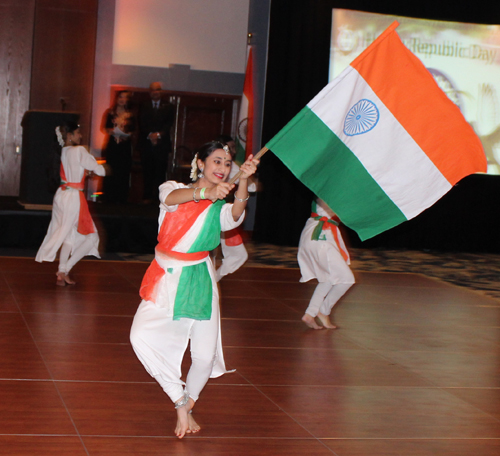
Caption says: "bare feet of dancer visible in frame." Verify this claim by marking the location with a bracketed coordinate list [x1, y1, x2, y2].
[56, 272, 66, 287]
[64, 274, 76, 285]
[175, 396, 196, 439]
[56, 272, 76, 286]
[302, 313, 323, 330]
[187, 412, 201, 434]
[317, 312, 337, 329]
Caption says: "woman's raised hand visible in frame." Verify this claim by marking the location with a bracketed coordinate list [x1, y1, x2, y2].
[238, 154, 259, 179]
[204, 182, 235, 202]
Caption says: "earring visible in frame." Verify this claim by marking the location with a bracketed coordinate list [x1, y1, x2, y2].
[198, 169, 204, 179]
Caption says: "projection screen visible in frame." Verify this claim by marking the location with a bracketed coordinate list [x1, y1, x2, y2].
[331, 9, 500, 175]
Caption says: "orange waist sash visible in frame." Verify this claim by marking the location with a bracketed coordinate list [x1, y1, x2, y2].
[60, 164, 95, 235]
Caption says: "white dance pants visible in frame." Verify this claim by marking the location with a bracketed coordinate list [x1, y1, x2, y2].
[305, 280, 354, 317]
[215, 241, 248, 282]
[58, 233, 99, 274]
[130, 299, 220, 404]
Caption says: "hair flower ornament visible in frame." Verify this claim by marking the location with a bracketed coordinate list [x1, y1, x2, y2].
[190, 153, 199, 181]
[55, 126, 65, 147]
[223, 145, 230, 155]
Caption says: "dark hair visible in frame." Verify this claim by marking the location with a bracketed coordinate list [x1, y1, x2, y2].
[59, 120, 80, 142]
[46, 120, 80, 193]
[216, 135, 234, 144]
[112, 90, 131, 111]
[196, 141, 226, 163]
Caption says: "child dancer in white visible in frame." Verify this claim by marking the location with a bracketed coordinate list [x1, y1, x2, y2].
[36, 121, 106, 286]
[130, 141, 259, 438]
[215, 136, 257, 281]
[298, 198, 355, 329]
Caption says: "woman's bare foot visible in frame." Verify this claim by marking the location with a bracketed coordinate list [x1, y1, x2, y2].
[56, 272, 76, 286]
[317, 312, 337, 329]
[302, 313, 323, 330]
[64, 274, 76, 285]
[175, 397, 195, 439]
[56, 272, 66, 287]
[187, 412, 200, 434]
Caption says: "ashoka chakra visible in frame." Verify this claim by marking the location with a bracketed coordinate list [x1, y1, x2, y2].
[343, 99, 379, 136]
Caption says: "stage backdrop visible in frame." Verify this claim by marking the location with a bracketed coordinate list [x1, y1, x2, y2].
[255, 0, 500, 253]
[330, 9, 500, 176]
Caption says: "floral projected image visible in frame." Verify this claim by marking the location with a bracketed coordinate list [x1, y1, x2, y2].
[331, 9, 500, 174]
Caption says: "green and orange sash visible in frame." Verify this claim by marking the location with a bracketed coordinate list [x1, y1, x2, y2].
[140, 199, 224, 320]
[310, 201, 349, 262]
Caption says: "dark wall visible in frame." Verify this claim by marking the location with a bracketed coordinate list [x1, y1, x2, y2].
[0, 0, 35, 196]
[254, 0, 500, 252]
[30, 0, 98, 145]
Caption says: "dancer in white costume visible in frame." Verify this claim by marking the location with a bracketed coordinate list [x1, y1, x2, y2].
[36, 121, 106, 287]
[215, 136, 257, 282]
[298, 198, 355, 329]
[130, 141, 259, 439]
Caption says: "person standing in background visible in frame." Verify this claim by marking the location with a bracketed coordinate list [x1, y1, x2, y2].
[138, 82, 176, 203]
[101, 90, 135, 203]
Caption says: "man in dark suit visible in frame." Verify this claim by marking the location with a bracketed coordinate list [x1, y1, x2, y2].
[138, 81, 176, 203]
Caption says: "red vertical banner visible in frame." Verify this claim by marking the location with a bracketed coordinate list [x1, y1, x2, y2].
[235, 46, 254, 164]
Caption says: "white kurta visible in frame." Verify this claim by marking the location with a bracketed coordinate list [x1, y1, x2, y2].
[297, 203, 354, 285]
[130, 181, 244, 403]
[214, 162, 255, 281]
[35, 146, 105, 263]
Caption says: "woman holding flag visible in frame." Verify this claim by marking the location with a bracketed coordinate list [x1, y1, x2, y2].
[130, 141, 258, 439]
[298, 198, 355, 329]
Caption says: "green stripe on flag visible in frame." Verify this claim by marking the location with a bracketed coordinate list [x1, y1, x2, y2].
[234, 138, 246, 166]
[266, 107, 407, 240]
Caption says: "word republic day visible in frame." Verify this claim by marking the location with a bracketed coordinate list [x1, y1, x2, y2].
[403, 39, 497, 64]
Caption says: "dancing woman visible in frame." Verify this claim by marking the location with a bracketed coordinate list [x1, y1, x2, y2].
[36, 121, 106, 286]
[130, 141, 258, 438]
[298, 198, 355, 329]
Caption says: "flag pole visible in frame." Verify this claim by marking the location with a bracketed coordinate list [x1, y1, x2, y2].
[228, 146, 268, 185]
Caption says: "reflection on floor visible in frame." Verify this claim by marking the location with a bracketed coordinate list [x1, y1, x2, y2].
[1, 255, 500, 455]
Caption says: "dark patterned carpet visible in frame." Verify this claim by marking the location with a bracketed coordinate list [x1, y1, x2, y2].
[118, 242, 500, 302]
[3, 241, 497, 301]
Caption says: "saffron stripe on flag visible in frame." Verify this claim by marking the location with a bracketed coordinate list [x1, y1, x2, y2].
[351, 22, 485, 184]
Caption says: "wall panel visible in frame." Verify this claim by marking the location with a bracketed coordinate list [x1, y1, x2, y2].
[0, 0, 36, 196]
[30, 0, 98, 145]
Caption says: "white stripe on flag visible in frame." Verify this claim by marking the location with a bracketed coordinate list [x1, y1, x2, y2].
[308, 66, 452, 220]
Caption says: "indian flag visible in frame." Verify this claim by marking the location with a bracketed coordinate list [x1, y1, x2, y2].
[235, 46, 254, 165]
[266, 21, 486, 241]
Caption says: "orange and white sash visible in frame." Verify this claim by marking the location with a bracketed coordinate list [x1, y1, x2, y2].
[60, 164, 95, 235]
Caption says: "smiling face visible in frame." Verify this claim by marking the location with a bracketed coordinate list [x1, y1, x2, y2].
[197, 148, 232, 186]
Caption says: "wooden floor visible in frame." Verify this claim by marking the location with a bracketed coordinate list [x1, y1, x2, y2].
[2, 257, 500, 455]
